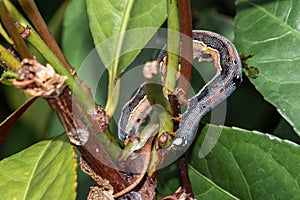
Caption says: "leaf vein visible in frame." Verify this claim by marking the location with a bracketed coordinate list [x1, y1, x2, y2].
[255, 56, 300, 63]
[220, 142, 253, 200]
[188, 165, 240, 199]
[247, 0, 300, 40]
[22, 141, 52, 200]
[104, 0, 123, 16]
[247, 31, 291, 44]
[284, 0, 293, 23]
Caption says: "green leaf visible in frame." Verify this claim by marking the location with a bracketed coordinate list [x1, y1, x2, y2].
[189, 166, 239, 200]
[86, 0, 167, 116]
[62, 0, 94, 69]
[188, 124, 300, 199]
[0, 134, 77, 200]
[157, 162, 238, 199]
[234, 0, 300, 135]
[86, 0, 167, 75]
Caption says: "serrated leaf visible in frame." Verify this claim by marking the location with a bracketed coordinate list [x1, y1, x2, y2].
[0, 134, 77, 200]
[86, 0, 167, 75]
[188, 124, 300, 199]
[234, 0, 300, 135]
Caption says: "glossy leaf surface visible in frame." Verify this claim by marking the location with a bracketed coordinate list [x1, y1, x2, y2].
[86, 0, 167, 74]
[188, 125, 300, 199]
[235, 0, 300, 135]
[0, 134, 77, 200]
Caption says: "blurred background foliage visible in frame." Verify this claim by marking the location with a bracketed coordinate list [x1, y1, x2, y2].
[0, 0, 299, 198]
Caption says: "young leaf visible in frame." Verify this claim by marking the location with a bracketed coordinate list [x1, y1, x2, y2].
[234, 0, 300, 135]
[0, 134, 77, 200]
[188, 124, 300, 199]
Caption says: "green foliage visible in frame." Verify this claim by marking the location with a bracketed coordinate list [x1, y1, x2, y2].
[86, 0, 167, 116]
[0, 134, 77, 200]
[235, 0, 300, 136]
[0, 0, 300, 199]
[86, 0, 167, 74]
[158, 124, 300, 199]
[190, 125, 300, 199]
[62, 0, 94, 69]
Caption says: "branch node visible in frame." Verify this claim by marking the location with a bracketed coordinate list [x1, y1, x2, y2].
[13, 58, 67, 98]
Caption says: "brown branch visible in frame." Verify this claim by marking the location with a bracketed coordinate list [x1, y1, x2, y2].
[178, 0, 193, 98]
[13, 58, 129, 193]
[18, 0, 74, 73]
[177, 156, 193, 196]
[47, 87, 129, 193]
[114, 134, 156, 198]
[149, 2, 194, 195]
[177, 0, 194, 197]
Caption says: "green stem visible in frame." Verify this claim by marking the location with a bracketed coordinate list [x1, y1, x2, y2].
[2, 0, 96, 114]
[18, 0, 74, 73]
[27, 27, 75, 86]
[96, 128, 125, 161]
[148, 0, 181, 178]
[144, 62, 173, 140]
[105, 72, 120, 118]
[166, 0, 180, 92]
[3, 0, 75, 88]
[0, 1, 32, 59]
[0, 22, 13, 44]
[0, 44, 21, 70]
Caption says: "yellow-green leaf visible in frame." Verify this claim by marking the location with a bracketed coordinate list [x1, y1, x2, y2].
[0, 134, 77, 200]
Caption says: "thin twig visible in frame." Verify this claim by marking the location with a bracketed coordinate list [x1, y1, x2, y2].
[178, 0, 193, 98]
[2, 0, 76, 88]
[0, 2, 32, 59]
[18, 0, 74, 73]
[177, 0, 194, 197]
[177, 156, 193, 196]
